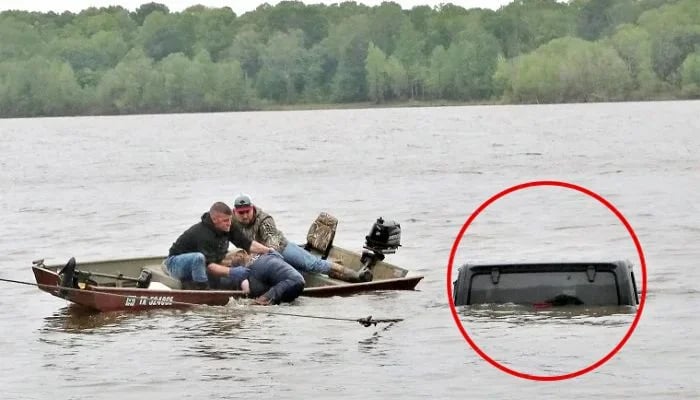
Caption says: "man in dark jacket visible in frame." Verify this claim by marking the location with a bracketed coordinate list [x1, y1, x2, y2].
[166, 202, 271, 289]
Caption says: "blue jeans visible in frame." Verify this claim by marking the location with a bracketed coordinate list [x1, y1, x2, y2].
[248, 251, 305, 303]
[281, 242, 331, 274]
[165, 252, 209, 283]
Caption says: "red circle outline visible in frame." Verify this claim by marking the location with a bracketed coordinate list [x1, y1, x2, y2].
[446, 180, 647, 381]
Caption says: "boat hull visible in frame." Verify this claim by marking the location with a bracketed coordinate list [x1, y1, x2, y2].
[32, 261, 423, 312]
[302, 276, 424, 297]
[33, 266, 240, 312]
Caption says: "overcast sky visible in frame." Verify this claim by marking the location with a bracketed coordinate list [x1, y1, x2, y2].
[0, 1, 516, 15]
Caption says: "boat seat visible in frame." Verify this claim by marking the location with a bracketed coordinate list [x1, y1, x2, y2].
[143, 262, 182, 290]
[304, 212, 338, 260]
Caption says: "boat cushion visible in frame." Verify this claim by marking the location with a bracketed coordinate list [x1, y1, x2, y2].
[143, 263, 182, 290]
[305, 212, 338, 259]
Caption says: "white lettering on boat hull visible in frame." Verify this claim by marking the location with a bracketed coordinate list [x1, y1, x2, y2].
[124, 295, 174, 306]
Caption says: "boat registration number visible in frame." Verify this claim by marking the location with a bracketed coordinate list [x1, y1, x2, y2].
[124, 295, 174, 306]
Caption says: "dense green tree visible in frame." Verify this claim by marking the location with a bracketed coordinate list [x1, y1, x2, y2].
[71, 6, 136, 38]
[366, 42, 388, 103]
[1, 0, 699, 118]
[157, 52, 192, 110]
[425, 45, 448, 99]
[302, 42, 337, 101]
[369, 2, 405, 55]
[0, 57, 83, 116]
[259, 1, 329, 48]
[52, 31, 128, 71]
[608, 24, 664, 97]
[407, 5, 431, 34]
[323, 1, 372, 26]
[208, 61, 251, 110]
[385, 55, 409, 99]
[638, 0, 700, 83]
[327, 14, 371, 102]
[499, 37, 632, 103]
[131, 2, 170, 26]
[138, 11, 194, 61]
[394, 19, 426, 98]
[424, 3, 469, 55]
[0, 18, 45, 60]
[605, 0, 645, 27]
[0, 10, 73, 41]
[95, 48, 156, 113]
[184, 6, 237, 61]
[333, 34, 369, 102]
[680, 52, 700, 96]
[255, 30, 309, 102]
[576, 0, 615, 41]
[450, 31, 501, 100]
[483, 8, 533, 58]
[220, 28, 264, 79]
[429, 30, 500, 100]
[486, 0, 576, 58]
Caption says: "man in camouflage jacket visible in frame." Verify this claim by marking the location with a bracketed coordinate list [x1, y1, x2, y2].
[231, 194, 371, 282]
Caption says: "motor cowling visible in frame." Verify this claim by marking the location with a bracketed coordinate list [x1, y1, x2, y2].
[364, 217, 401, 254]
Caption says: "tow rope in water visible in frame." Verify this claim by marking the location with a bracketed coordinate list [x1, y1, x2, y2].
[0, 277, 403, 327]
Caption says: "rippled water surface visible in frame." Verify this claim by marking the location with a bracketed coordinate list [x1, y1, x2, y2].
[1, 101, 698, 398]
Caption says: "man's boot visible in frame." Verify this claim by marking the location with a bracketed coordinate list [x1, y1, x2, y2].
[328, 263, 372, 283]
[357, 266, 373, 282]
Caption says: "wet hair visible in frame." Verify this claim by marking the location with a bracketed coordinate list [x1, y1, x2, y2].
[223, 249, 250, 266]
[210, 201, 232, 216]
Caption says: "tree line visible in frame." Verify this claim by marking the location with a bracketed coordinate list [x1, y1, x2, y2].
[0, 0, 699, 117]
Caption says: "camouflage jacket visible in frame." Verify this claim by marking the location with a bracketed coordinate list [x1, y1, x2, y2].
[232, 207, 289, 252]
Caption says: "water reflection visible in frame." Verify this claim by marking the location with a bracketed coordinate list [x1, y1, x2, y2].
[40, 305, 203, 334]
[41, 306, 139, 333]
[172, 305, 293, 361]
[174, 307, 250, 339]
[358, 321, 400, 354]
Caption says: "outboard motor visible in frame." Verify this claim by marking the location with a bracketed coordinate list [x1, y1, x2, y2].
[364, 217, 401, 255]
[360, 218, 402, 275]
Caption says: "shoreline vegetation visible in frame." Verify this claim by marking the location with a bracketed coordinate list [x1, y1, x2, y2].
[1, 0, 699, 119]
[8, 96, 692, 121]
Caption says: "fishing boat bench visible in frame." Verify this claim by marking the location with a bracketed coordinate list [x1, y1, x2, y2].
[142, 262, 182, 290]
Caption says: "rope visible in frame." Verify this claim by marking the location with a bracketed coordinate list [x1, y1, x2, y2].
[0, 276, 402, 327]
[249, 309, 403, 326]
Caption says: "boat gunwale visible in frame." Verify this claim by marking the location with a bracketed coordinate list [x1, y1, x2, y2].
[33, 265, 423, 294]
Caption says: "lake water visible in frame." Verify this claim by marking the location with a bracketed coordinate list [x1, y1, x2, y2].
[1, 101, 698, 398]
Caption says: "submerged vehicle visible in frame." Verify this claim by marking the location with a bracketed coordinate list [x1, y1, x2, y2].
[32, 214, 423, 312]
[453, 261, 639, 307]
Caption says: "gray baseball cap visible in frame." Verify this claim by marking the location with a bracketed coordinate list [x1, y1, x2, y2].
[233, 194, 253, 211]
